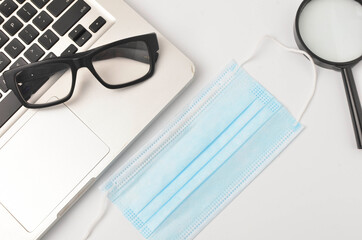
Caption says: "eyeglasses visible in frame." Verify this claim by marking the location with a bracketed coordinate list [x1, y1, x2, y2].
[3, 33, 159, 108]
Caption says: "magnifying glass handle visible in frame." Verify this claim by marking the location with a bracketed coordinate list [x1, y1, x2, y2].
[341, 67, 362, 149]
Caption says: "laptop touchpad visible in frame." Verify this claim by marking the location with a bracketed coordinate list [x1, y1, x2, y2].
[0, 104, 109, 232]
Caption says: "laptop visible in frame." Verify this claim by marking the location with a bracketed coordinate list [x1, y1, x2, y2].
[0, 0, 195, 239]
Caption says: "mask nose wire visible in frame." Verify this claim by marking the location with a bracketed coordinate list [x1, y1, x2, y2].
[240, 35, 317, 122]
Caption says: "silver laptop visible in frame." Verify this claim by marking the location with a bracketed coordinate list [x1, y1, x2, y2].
[0, 0, 195, 239]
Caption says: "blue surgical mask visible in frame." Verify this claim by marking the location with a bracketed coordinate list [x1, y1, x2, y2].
[99, 36, 317, 240]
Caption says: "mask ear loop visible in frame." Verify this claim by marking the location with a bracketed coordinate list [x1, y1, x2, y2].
[240, 35, 317, 122]
[81, 193, 110, 240]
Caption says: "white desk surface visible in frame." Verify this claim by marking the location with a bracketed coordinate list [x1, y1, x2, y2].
[43, 0, 362, 239]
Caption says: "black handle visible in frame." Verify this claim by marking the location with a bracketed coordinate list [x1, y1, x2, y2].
[341, 67, 362, 149]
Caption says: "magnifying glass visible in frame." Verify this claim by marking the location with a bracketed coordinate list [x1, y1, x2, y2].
[294, 0, 362, 148]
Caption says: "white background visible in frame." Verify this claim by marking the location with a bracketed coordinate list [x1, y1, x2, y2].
[43, 0, 362, 239]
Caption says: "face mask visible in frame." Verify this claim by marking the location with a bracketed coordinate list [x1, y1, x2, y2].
[86, 36, 317, 240]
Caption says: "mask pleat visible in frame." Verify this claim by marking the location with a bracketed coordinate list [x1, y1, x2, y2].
[139, 99, 281, 235]
[154, 108, 301, 240]
[106, 62, 239, 195]
[110, 68, 256, 215]
[102, 60, 304, 240]
[135, 99, 265, 220]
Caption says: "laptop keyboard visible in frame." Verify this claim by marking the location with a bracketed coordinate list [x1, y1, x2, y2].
[0, 0, 109, 129]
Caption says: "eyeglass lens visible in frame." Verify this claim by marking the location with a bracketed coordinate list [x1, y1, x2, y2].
[92, 41, 151, 85]
[15, 63, 72, 105]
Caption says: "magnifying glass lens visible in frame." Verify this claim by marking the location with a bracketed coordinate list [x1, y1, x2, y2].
[298, 0, 362, 63]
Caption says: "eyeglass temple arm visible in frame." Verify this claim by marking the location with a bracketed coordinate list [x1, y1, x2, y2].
[92, 46, 157, 64]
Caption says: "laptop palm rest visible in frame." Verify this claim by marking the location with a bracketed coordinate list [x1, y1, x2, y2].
[0, 104, 109, 232]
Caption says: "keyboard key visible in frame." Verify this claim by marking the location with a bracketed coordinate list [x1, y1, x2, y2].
[38, 29, 59, 50]
[18, 25, 39, 44]
[5, 39, 25, 58]
[89, 17, 106, 33]
[0, 0, 18, 18]
[0, 30, 10, 48]
[69, 24, 91, 46]
[0, 90, 22, 128]
[68, 24, 85, 40]
[33, 11, 53, 31]
[15, 0, 26, 4]
[75, 30, 91, 47]
[0, 16, 4, 25]
[31, 0, 50, 9]
[0, 52, 11, 72]
[24, 43, 45, 62]
[0, 75, 8, 92]
[10, 57, 27, 69]
[17, 3, 37, 22]
[47, 0, 74, 17]
[44, 52, 56, 60]
[3, 16, 23, 36]
[53, 0, 90, 36]
[61, 44, 77, 56]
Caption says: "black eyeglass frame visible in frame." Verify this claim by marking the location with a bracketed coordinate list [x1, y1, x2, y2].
[3, 33, 159, 109]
